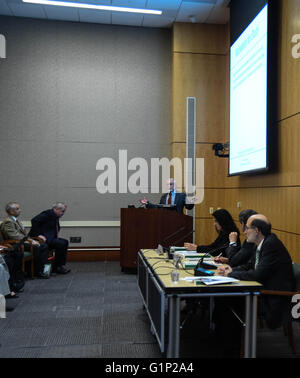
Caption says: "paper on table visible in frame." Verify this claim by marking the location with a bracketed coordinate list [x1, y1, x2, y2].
[175, 251, 206, 257]
[181, 276, 239, 285]
[200, 276, 240, 285]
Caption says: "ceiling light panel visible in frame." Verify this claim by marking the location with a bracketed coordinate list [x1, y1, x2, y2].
[22, 0, 162, 15]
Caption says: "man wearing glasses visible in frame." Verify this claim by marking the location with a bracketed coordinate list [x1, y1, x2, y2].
[217, 213, 295, 329]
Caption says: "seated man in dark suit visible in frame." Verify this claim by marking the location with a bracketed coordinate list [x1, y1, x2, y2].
[30, 203, 70, 275]
[140, 178, 195, 214]
[212, 214, 295, 355]
[217, 214, 295, 329]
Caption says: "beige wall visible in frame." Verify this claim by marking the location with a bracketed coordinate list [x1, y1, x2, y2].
[0, 16, 171, 247]
[172, 0, 300, 263]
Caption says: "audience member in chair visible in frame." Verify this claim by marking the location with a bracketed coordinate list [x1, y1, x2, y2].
[30, 203, 70, 275]
[0, 239, 24, 293]
[140, 178, 195, 214]
[1, 202, 50, 279]
[217, 214, 295, 329]
[0, 250, 21, 313]
[214, 209, 258, 267]
[184, 209, 240, 256]
[0, 253, 12, 297]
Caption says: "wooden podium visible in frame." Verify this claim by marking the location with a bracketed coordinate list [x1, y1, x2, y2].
[120, 208, 193, 270]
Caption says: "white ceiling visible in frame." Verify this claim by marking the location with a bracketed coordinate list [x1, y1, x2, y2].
[0, 0, 230, 28]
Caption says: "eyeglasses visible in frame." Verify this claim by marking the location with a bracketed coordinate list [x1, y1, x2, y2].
[244, 225, 254, 231]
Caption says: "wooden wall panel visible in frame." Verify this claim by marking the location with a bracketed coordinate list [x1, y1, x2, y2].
[271, 230, 300, 264]
[194, 188, 226, 218]
[173, 23, 228, 55]
[278, 0, 300, 120]
[195, 218, 217, 246]
[172, 10, 300, 264]
[171, 142, 228, 189]
[203, 187, 300, 235]
[172, 22, 230, 258]
[172, 53, 227, 143]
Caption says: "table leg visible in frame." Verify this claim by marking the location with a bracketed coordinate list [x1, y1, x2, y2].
[244, 295, 251, 358]
[251, 294, 258, 358]
[167, 295, 181, 358]
[209, 297, 214, 331]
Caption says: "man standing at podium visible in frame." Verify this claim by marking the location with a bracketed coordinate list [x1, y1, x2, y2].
[140, 178, 195, 214]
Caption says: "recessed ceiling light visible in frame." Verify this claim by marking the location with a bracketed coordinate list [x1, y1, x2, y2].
[22, 0, 163, 16]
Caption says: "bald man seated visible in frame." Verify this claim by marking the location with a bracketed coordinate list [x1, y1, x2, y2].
[217, 214, 295, 329]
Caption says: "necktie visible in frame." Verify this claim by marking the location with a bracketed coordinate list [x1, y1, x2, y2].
[255, 247, 260, 269]
[168, 192, 172, 205]
[16, 219, 26, 236]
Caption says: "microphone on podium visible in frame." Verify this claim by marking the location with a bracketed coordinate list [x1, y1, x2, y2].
[157, 244, 164, 256]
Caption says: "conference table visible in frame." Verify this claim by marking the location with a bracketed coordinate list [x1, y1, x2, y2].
[137, 249, 262, 358]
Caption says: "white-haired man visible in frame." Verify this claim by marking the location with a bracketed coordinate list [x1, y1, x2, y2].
[140, 178, 195, 214]
[1, 202, 50, 279]
[30, 203, 70, 274]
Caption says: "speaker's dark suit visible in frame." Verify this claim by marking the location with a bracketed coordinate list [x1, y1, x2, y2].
[30, 209, 68, 269]
[229, 233, 295, 328]
[147, 192, 194, 214]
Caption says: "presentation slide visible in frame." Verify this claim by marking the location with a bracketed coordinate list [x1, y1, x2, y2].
[229, 4, 268, 175]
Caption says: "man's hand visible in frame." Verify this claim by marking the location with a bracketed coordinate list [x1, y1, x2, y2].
[184, 243, 198, 251]
[139, 198, 148, 205]
[217, 264, 232, 277]
[229, 232, 238, 243]
[31, 240, 40, 246]
[38, 235, 46, 242]
[214, 256, 229, 264]
[185, 196, 197, 204]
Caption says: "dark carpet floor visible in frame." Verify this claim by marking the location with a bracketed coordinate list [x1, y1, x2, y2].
[0, 261, 299, 358]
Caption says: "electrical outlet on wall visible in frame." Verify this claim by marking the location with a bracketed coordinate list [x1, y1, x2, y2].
[70, 237, 82, 243]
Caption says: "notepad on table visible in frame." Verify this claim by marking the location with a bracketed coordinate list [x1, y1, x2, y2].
[198, 276, 240, 285]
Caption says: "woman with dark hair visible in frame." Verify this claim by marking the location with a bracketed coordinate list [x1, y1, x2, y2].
[214, 209, 258, 266]
[184, 209, 240, 256]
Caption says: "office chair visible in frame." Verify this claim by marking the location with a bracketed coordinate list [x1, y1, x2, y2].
[0, 228, 35, 279]
[260, 262, 300, 354]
